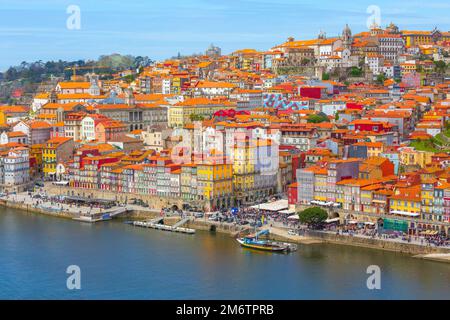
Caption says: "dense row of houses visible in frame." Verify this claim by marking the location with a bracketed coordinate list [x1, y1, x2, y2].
[0, 23, 449, 236]
[291, 160, 450, 235]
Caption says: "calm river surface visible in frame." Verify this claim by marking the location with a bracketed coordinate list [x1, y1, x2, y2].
[0, 208, 449, 299]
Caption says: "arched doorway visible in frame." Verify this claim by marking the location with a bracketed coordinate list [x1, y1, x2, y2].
[329, 211, 340, 219]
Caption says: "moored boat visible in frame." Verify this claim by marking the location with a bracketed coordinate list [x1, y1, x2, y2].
[236, 237, 297, 253]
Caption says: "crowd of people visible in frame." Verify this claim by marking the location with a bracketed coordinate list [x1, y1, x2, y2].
[329, 224, 450, 247]
[212, 206, 450, 248]
[224, 207, 298, 228]
[423, 234, 449, 247]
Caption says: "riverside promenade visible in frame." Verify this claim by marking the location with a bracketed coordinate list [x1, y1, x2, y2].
[1, 190, 449, 258]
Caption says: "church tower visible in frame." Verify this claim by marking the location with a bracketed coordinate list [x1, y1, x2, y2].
[342, 24, 352, 49]
[318, 30, 326, 40]
[124, 88, 135, 106]
[49, 88, 58, 104]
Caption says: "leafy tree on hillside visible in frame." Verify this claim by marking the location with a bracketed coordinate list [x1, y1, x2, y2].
[307, 112, 330, 124]
[376, 73, 387, 85]
[349, 67, 363, 77]
[434, 60, 447, 74]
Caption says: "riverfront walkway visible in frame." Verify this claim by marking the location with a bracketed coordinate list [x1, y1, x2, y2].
[2, 190, 448, 255]
[2, 192, 103, 216]
[268, 219, 450, 250]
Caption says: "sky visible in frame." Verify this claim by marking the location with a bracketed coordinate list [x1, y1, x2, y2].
[0, 0, 450, 71]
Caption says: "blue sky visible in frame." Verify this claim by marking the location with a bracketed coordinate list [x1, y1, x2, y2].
[0, 0, 449, 70]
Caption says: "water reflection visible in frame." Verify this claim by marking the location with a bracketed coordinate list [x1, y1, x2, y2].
[0, 208, 449, 300]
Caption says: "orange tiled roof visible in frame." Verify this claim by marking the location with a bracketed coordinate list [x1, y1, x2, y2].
[57, 82, 91, 89]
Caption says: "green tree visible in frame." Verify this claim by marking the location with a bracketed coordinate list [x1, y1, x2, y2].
[307, 112, 330, 123]
[322, 72, 330, 80]
[376, 73, 387, 85]
[298, 207, 328, 228]
[301, 58, 311, 66]
[335, 113, 340, 121]
[123, 74, 136, 83]
[434, 60, 447, 74]
[189, 114, 205, 122]
[349, 67, 363, 77]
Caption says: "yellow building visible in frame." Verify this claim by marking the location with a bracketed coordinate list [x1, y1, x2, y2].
[400, 63, 417, 76]
[171, 73, 189, 94]
[230, 138, 278, 204]
[30, 144, 44, 176]
[172, 76, 181, 94]
[420, 169, 441, 219]
[421, 178, 435, 217]
[311, 167, 328, 202]
[401, 29, 450, 47]
[197, 160, 233, 210]
[168, 97, 236, 128]
[232, 139, 256, 204]
[390, 185, 421, 217]
[335, 179, 373, 212]
[400, 147, 433, 168]
[0, 111, 6, 126]
[43, 137, 74, 178]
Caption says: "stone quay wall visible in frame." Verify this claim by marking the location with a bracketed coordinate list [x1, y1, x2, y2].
[304, 230, 450, 255]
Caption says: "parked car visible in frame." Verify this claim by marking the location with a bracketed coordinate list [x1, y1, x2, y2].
[288, 230, 297, 236]
[208, 214, 218, 221]
[194, 212, 204, 218]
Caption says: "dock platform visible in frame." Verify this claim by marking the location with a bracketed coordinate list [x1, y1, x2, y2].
[73, 207, 128, 223]
[132, 220, 195, 234]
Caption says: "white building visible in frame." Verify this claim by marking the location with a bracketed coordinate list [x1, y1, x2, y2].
[229, 89, 263, 110]
[193, 81, 237, 98]
[13, 120, 52, 145]
[80, 116, 97, 141]
[382, 63, 395, 78]
[377, 34, 404, 63]
[0, 131, 28, 145]
[31, 93, 50, 113]
[320, 101, 347, 116]
[1, 147, 30, 188]
[365, 53, 385, 76]
[162, 78, 172, 94]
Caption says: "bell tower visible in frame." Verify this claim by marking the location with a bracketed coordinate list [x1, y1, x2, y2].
[342, 24, 352, 49]
[124, 88, 135, 106]
[49, 88, 58, 103]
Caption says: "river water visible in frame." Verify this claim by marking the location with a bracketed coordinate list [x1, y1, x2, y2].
[0, 208, 448, 300]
